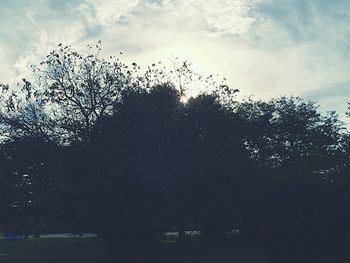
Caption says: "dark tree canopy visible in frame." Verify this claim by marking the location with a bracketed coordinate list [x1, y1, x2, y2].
[0, 44, 350, 262]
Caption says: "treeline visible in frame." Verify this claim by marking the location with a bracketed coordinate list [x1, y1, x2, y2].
[0, 45, 350, 262]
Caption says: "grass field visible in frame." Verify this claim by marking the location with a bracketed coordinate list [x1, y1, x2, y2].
[0, 236, 267, 263]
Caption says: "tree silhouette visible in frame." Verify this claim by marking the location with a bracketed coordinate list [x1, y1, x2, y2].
[238, 97, 346, 261]
[0, 44, 350, 262]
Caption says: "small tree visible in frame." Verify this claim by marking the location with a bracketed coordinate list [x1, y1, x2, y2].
[1, 44, 137, 144]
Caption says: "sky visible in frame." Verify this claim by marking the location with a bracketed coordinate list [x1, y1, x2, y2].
[1, 0, 350, 121]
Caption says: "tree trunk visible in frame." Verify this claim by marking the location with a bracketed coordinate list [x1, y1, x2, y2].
[177, 215, 186, 244]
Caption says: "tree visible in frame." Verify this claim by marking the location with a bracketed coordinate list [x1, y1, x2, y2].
[0, 44, 233, 242]
[238, 97, 343, 176]
[2, 43, 350, 263]
[180, 94, 252, 241]
[71, 84, 183, 243]
[0, 44, 136, 144]
[238, 97, 346, 261]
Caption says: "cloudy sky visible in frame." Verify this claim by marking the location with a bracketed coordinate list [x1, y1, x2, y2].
[1, 0, 350, 119]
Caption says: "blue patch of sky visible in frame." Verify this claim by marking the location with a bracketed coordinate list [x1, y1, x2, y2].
[303, 83, 350, 101]
[301, 82, 350, 118]
[47, 0, 83, 11]
[256, 0, 313, 42]
[81, 24, 103, 40]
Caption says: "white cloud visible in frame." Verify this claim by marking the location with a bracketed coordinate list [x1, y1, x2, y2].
[1, 0, 350, 119]
[78, 0, 139, 26]
[77, 0, 256, 37]
[0, 45, 16, 86]
[25, 10, 36, 23]
[201, 0, 256, 36]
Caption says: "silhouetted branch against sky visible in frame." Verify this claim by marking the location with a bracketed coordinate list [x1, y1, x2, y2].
[1, 0, 350, 122]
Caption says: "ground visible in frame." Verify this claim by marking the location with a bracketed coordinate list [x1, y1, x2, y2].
[0, 236, 267, 263]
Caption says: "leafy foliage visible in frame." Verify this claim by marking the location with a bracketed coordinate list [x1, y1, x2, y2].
[0, 45, 350, 262]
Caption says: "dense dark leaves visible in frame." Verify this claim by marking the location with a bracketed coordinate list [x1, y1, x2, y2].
[1, 46, 350, 262]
